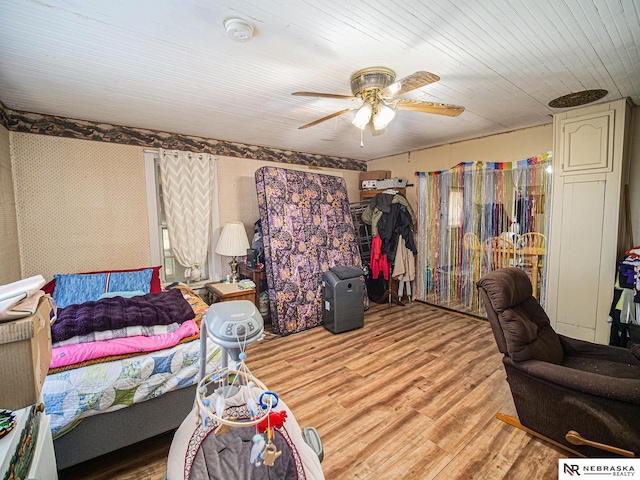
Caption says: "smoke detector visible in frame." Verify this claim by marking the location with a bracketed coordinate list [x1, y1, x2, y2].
[224, 18, 254, 42]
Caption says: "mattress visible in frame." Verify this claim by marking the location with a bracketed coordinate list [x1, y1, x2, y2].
[255, 166, 367, 335]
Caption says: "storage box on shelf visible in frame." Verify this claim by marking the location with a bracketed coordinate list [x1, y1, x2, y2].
[360, 188, 406, 201]
[0, 295, 54, 411]
[359, 170, 391, 189]
[373, 178, 408, 189]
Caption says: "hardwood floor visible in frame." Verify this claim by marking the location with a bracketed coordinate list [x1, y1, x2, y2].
[57, 301, 566, 480]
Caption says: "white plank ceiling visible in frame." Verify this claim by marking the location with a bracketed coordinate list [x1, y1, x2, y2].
[1, 0, 638, 161]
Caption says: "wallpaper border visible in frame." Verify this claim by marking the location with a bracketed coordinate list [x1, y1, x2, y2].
[0, 101, 365, 171]
[0, 102, 10, 131]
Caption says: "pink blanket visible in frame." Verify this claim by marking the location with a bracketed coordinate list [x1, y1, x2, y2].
[50, 320, 199, 369]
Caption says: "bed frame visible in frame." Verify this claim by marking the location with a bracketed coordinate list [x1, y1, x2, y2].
[53, 384, 196, 470]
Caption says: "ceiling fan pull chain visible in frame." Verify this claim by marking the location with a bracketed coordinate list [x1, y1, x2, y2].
[360, 128, 364, 148]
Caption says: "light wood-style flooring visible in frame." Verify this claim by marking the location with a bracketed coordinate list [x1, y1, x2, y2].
[58, 301, 566, 480]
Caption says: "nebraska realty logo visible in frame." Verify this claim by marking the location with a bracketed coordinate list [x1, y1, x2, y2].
[560, 459, 638, 478]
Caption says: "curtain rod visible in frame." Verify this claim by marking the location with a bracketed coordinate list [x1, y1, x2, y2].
[144, 148, 217, 159]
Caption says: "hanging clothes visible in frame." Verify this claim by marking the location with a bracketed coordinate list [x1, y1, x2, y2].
[362, 192, 415, 237]
[370, 234, 390, 280]
[392, 235, 416, 282]
[377, 203, 417, 265]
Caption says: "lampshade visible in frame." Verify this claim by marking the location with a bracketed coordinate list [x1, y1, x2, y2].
[372, 104, 396, 131]
[352, 103, 373, 130]
[215, 222, 250, 257]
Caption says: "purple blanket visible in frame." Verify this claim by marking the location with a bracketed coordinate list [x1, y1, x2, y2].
[52, 289, 196, 343]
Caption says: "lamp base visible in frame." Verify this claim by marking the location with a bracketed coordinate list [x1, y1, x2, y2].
[229, 257, 240, 283]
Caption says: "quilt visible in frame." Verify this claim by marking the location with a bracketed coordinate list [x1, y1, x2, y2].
[42, 283, 220, 437]
[255, 166, 368, 335]
[44, 336, 221, 438]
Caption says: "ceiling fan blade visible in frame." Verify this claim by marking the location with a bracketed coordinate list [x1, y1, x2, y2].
[391, 99, 465, 117]
[380, 71, 440, 97]
[292, 91, 357, 100]
[298, 107, 357, 129]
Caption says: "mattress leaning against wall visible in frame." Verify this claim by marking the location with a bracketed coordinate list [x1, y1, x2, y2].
[255, 166, 368, 336]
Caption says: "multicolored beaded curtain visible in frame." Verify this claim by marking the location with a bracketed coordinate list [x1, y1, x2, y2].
[415, 152, 552, 316]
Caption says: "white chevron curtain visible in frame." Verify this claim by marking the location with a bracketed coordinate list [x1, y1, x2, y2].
[159, 148, 219, 282]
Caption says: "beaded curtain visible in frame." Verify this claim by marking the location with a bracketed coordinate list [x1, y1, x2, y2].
[415, 152, 552, 316]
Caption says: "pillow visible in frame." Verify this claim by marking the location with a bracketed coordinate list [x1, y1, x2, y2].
[98, 290, 146, 299]
[43, 266, 162, 296]
[53, 273, 107, 309]
[106, 269, 152, 294]
[52, 269, 154, 308]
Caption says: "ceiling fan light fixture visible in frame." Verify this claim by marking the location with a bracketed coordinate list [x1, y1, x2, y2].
[373, 104, 396, 130]
[352, 103, 373, 130]
[350, 67, 396, 96]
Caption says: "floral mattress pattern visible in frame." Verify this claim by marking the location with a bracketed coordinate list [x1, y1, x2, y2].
[255, 166, 367, 336]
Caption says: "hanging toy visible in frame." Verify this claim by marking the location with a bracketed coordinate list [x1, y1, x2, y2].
[246, 397, 258, 417]
[261, 440, 282, 467]
[258, 391, 279, 410]
[250, 433, 266, 466]
[215, 390, 226, 419]
[256, 410, 288, 434]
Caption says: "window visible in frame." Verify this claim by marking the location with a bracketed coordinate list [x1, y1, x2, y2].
[448, 188, 463, 228]
[144, 151, 212, 285]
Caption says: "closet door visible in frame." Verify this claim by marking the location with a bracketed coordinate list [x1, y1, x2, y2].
[546, 99, 631, 344]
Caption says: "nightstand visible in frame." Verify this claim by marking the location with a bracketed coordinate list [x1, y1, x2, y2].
[204, 282, 256, 305]
[237, 263, 270, 322]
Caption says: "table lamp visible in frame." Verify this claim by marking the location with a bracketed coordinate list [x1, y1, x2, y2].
[215, 222, 250, 283]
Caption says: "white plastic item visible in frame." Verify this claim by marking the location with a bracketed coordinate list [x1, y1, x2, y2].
[0, 275, 46, 321]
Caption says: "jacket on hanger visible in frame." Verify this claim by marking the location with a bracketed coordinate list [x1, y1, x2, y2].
[362, 192, 416, 237]
[370, 234, 390, 280]
[392, 235, 416, 282]
[377, 203, 417, 265]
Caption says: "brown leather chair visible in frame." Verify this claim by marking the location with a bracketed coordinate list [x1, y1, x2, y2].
[477, 267, 640, 457]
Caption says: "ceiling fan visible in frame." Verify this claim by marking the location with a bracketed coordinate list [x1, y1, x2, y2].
[292, 67, 464, 136]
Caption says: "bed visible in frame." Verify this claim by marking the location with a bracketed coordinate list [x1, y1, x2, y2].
[255, 166, 368, 336]
[40, 267, 220, 469]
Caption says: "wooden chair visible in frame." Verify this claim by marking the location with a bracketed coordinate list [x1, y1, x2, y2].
[516, 232, 547, 299]
[516, 232, 546, 254]
[482, 236, 515, 272]
[499, 230, 520, 245]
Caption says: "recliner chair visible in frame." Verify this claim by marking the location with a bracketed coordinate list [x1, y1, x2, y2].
[477, 267, 640, 457]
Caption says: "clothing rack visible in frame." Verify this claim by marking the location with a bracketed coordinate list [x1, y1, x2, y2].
[352, 195, 415, 310]
[349, 200, 373, 273]
[379, 273, 405, 310]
